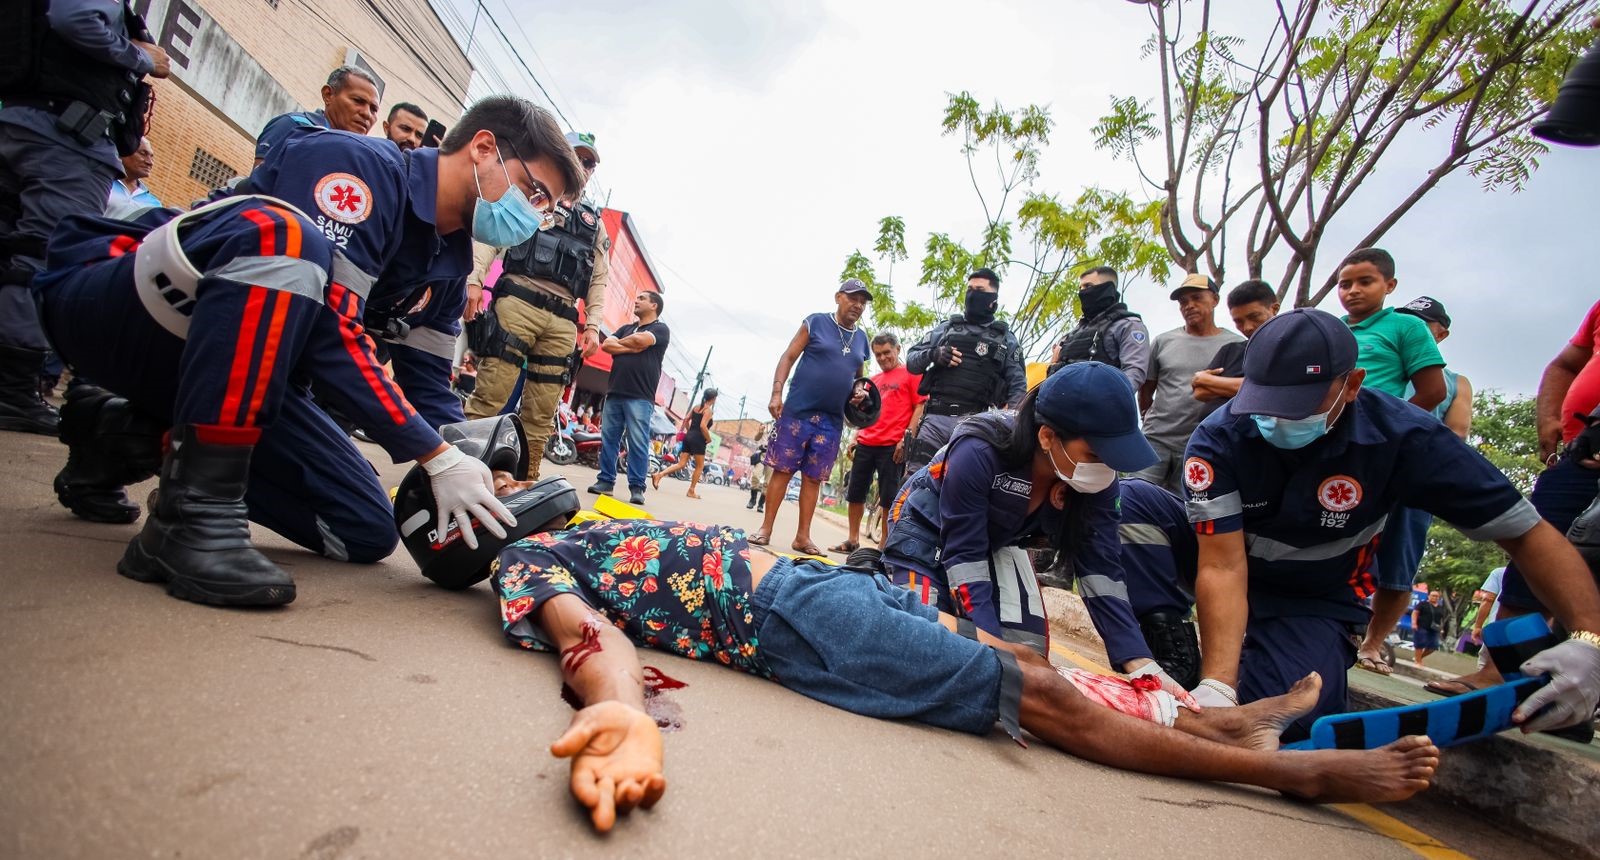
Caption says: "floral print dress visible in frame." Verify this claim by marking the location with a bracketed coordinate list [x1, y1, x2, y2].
[492, 519, 771, 678]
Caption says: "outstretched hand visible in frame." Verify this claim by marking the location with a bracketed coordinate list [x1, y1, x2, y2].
[551, 701, 667, 832]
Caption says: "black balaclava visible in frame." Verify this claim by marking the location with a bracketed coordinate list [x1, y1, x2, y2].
[964, 289, 999, 325]
[1079, 281, 1120, 319]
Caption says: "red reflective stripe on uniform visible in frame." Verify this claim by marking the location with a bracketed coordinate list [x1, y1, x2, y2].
[263, 206, 302, 258]
[242, 289, 291, 425]
[219, 286, 269, 425]
[957, 583, 973, 614]
[929, 461, 945, 480]
[920, 575, 931, 605]
[194, 424, 262, 446]
[240, 207, 279, 255]
[108, 235, 139, 257]
[328, 281, 412, 425]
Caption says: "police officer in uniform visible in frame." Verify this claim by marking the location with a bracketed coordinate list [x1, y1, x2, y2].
[1183, 309, 1600, 738]
[1048, 265, 1150, 390]
[462, 131, 608, 480]
[902, 267, 1026, 474]
[35, 96, 585, 608]
[0, 0, 167, 434]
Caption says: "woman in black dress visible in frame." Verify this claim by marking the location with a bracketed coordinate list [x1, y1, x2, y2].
[652, 389, 717, 498]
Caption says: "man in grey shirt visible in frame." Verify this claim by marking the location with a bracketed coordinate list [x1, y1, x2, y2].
[1133, 274, 1244, 492]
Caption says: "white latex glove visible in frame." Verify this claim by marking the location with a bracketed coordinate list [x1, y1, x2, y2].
[1128, 660, 1200, 711]
[1191, 678, 1238, 709]
[421, 445, 515, 550]
[1513, 638, 1600, 733]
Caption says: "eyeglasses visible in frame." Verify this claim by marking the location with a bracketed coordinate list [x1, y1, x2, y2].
[502, 138, 557, 216]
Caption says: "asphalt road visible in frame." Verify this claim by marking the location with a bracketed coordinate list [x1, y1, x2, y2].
[0, 431, 1558, 859]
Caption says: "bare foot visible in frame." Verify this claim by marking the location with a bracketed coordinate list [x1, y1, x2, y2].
[1197, 673, 1322, 751]
[1285, 736, 1440, 804]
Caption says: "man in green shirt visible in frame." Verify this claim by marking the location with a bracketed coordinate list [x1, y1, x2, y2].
[1336, 247, 1449, 674]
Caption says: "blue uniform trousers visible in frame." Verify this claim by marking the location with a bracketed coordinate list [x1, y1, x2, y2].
[39, 204, 397, 562]
[1238, 614, 1359, 741]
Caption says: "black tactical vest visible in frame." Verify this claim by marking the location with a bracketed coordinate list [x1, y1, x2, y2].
[1058, 305, 1140, 368]
[0, 0, 144, 120]
[921, 316, 1011, 415]
[501, 200, 602, 299]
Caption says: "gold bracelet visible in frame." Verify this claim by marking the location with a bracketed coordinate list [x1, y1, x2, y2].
[1568, 630, 1600, 650]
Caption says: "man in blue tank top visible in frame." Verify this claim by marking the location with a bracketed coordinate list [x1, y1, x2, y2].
[752, 279, 871, 555]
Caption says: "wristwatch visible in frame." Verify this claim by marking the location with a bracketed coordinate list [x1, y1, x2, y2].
[1569, 630, 1600, 650]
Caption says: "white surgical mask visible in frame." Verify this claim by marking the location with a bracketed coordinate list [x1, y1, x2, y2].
[1048, 442, 1116, 494]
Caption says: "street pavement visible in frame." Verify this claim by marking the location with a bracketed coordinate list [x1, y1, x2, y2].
[0, 431, 1558, 859]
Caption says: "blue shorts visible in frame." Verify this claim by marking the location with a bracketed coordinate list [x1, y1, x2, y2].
[1237, 615, 1359, 741]
[764, 412, 843, 482]
[751, 557, 1019, 735]
[1374, 506, 1432, 591]
[1413, 628, 1441, 651]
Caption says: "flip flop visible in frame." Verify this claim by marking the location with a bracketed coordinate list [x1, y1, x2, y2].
[1423, 678, 1485, 697]
[792, 541, 823, 556]
[686, 490, 701, 499]
[650, 473, 662, 490]
[1355, 654, 1393, 676]
[747, 531, 771, 546]
[827, 541, 860, 554]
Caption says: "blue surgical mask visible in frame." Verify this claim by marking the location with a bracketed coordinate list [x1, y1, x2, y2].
[1252, 381, 1348, 449]
[470, 152, 546, 248]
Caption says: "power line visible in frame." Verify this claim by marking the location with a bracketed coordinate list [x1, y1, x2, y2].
[490, 0, 588, 131]
[473, 1, 574, 129]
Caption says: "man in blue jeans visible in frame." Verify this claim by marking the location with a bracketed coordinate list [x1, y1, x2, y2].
[588, 291, 669, 504]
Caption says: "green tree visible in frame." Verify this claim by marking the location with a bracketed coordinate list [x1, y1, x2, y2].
[1099, 0, 1595, 307]
[843, 93, 1170, 356]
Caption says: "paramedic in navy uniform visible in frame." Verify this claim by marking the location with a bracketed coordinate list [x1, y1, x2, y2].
[1182, 309, 1600, 738]
[35, 96, 586, 608]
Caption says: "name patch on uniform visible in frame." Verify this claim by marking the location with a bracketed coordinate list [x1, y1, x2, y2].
[992, 475, 1031, 498]
[314, 173, 373, 225]
[1183, 457, 1214, 492]
[1318, 475, 1362, 512]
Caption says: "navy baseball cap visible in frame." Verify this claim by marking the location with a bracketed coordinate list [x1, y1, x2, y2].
[1035, 362, 1156, 472]
[838, 278, 874, 300]
[1231, 308, 1358, 419]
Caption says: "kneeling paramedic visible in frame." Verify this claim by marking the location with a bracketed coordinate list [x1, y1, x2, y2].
[387, 415, 1444, 832]
[1184, 309, 1600, 739]
[35, 96, 586, 607]
[881, 362, 1197, 707]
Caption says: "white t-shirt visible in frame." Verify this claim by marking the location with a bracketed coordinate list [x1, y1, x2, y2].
[1478, 566, 1505, 625]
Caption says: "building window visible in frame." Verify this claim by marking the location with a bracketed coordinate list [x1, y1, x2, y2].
[188, 147, 241, 190]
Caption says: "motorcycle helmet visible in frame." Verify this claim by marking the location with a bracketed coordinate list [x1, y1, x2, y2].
[394, 415, 580, 589]
[843, 376, 882, 429]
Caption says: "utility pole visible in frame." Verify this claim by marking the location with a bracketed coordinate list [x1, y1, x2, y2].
[686, 346, 713, 408]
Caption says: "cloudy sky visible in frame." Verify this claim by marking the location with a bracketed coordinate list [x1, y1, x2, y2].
[437, 0, 1597, 420]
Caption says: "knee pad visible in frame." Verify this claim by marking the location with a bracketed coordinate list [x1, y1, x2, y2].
[59, 385, 165, 485]
[1139, 610, 1202, 691]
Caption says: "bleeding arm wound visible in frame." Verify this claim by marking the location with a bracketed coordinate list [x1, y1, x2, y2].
[559, 615, 607, 676]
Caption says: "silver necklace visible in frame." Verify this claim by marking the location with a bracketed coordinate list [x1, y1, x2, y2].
[833, 315, 857, 355]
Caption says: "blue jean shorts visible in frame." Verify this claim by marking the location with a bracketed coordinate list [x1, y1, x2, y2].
[750, 557, 1019, 735]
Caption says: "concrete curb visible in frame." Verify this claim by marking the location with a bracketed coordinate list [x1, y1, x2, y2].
[1043, 587, 1599, 858]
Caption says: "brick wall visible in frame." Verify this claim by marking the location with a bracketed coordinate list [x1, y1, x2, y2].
[142, 0, 471, 205]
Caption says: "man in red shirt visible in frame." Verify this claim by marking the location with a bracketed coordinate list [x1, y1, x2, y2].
[831, 333, 924, 553]
[1540, 299, 1600, 463]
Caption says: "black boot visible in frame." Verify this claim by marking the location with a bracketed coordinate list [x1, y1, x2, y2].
[54, 385, 165, 523]
[118, 424, 295, 606]
[0, 344, 60, 434]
